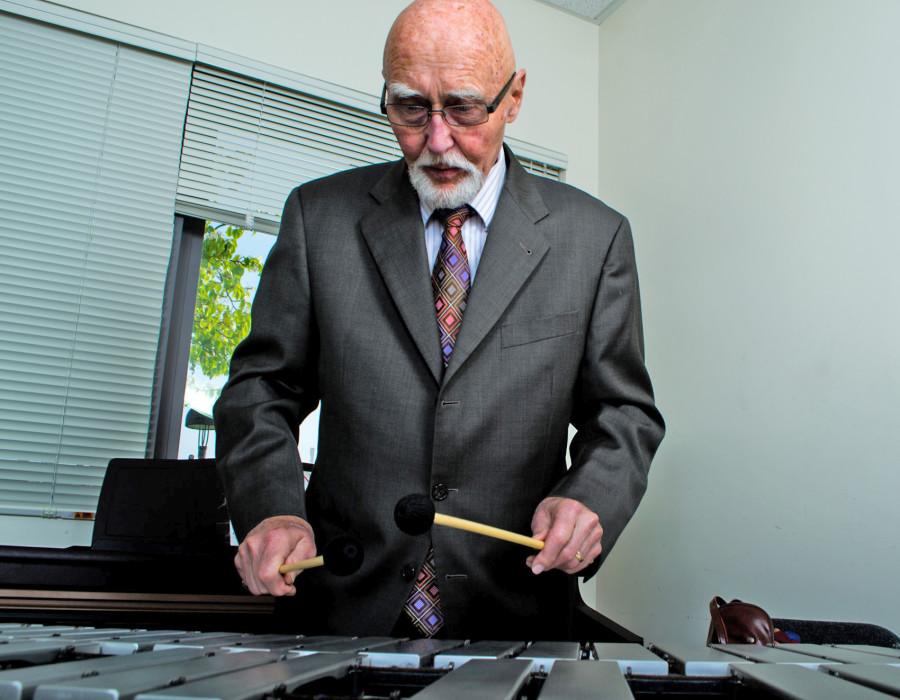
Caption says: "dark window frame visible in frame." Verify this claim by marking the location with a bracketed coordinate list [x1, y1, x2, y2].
[147, 215, 205, 458]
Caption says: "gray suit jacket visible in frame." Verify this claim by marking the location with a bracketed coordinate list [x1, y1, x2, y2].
[214, 147, 664, 639]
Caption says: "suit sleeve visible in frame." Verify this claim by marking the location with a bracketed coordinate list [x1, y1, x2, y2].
[213, 188, 320, 541]
[549, 215, 665, 575]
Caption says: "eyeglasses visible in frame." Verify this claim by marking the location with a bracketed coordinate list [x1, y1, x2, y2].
[380, 72, 516, 128]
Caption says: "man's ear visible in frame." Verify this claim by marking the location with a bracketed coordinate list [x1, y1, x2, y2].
[505, 68, 526, 123]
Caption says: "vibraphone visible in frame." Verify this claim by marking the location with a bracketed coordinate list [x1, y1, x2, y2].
[1, 624, 899, 699]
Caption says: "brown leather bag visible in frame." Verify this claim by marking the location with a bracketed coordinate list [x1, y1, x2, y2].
[707, 596, 775, 645]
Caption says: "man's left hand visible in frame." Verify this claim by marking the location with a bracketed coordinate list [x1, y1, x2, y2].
[527, 497, 603, 575]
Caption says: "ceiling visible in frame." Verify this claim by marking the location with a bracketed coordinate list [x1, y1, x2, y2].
[535, 0, 627, 24]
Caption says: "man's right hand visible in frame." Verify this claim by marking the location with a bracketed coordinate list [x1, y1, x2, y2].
[235, 515, 317, 596]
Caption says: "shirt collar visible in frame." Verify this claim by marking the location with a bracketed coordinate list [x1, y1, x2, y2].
[418, 151, 507, 227]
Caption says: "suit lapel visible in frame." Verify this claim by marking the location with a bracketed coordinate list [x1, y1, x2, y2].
[443, 151, 551, 385]
[360, 162, 443, 384]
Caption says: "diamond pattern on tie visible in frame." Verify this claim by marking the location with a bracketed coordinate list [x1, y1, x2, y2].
[431, 206, 472, 367]
[403, 546, 444, 636]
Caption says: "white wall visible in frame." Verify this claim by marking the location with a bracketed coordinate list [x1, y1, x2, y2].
[595, 0, 900, 642]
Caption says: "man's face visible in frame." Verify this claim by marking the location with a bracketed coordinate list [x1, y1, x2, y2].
[384, 52, 523, 208]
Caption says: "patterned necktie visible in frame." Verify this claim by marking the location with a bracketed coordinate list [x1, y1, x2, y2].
[402, 206, 472, 637]
[431, 206, 472, 368]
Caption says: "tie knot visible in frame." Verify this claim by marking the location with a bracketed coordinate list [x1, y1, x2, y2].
[436, 205, 472, 231]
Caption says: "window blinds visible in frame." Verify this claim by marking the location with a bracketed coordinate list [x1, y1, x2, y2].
[176, 65, 401, 234]
[176, 65, 564, 234]
[0, 13, 191, 513]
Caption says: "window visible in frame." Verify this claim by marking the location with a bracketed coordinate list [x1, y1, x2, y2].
[175, 223, 324, 464]
[179, 222, 272, 461]
[151, 221, 319, 466]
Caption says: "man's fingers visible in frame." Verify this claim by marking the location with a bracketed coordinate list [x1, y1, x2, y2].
[236, 516, 315, 596]
[237, 536, 283, 595]
[530, 498, 577, 573]
[279, 538, 319, 589]
[555, 509, 601, 570]
[557, 519, 603, 574]
[530, 505, 552, 541]
[528, 497, 603, 575]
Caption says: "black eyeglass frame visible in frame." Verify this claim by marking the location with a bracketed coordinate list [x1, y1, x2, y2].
[380, 71, 517, 128]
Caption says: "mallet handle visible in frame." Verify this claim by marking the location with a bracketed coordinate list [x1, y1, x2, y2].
[433, 513, 545, 550]
[278, 555, 324, 574]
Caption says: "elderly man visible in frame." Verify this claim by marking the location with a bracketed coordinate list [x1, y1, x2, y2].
[215, 0, 664, 640]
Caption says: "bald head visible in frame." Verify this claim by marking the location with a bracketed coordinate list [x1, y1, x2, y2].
[381, 0, 525, 208]
[383, 0, 516, 87]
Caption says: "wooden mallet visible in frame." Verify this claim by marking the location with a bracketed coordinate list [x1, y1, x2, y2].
[277, 534, 364, 575]
[394, 494, 545, 550]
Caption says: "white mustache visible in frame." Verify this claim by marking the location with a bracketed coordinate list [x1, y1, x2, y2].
[408, 149, 483, 209]
[413, 150, 478, 173]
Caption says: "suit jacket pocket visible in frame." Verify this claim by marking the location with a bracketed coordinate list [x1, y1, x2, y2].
[500, 310, 579, 348]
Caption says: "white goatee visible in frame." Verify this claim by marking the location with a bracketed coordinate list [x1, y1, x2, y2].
[408, 150, 483, 210]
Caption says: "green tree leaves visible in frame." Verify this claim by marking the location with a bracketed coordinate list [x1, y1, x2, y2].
[189, 223, 262, 379]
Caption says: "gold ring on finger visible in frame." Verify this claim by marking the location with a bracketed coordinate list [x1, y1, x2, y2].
[574, 550, 585, 563]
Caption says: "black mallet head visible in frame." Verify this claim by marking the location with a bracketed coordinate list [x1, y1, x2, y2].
[394, 494, 436, 535]
[322, 534, 365, 575]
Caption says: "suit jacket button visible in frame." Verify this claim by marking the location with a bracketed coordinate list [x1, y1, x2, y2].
[431, 483, 449, 501]
[401, 564, 416, 581]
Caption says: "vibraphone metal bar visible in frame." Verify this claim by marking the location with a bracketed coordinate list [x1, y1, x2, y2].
[0, 624, 899, 699]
